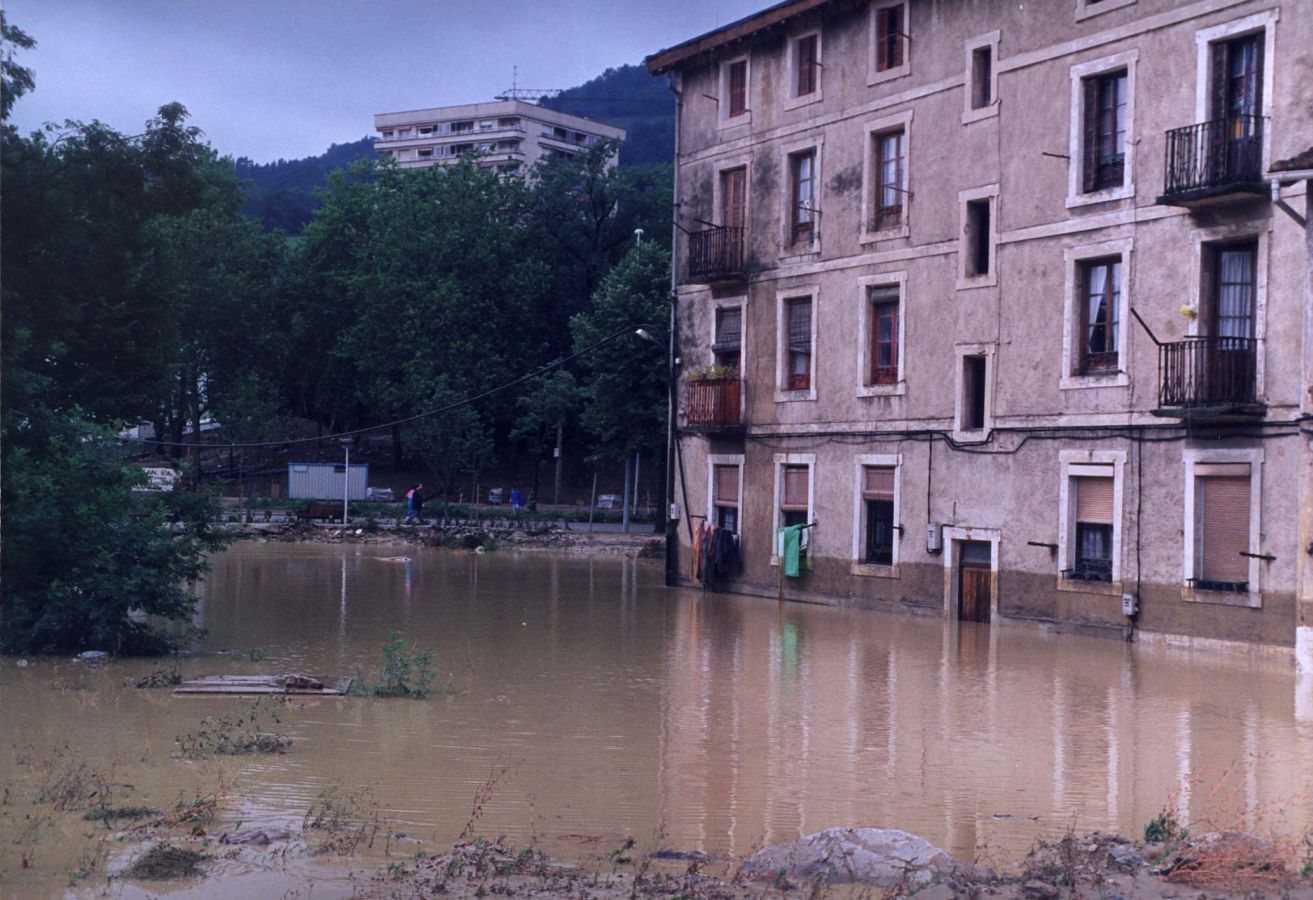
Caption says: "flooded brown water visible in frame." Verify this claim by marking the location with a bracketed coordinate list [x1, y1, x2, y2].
[3, 541, 1313, 897]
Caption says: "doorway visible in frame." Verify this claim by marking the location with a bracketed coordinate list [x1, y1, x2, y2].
[958, 541, 993, 623]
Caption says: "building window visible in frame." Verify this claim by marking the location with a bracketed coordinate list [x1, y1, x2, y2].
[874, 4, 905, 72]
[498, 117, 519, 128]
[862, 466, 896, 565]
[796, 34, 819, 97]
[970, 46, 993, 109]
[868, 286, 899, 385]
[780, 464, 810, 530]
[964, 198, 991, 277]
[790, 150, 816, 245]
[871, 128, 905, 231]
[1193, 464, 1251, 591]
[713, 306, 742, 372]
[961, 355, 988, 431]
[712, 463, 741, 533]
[1207, 241, 1257, 341]
[452, 121, 473, 134]
[1080, 70, 1127, 192]
[785, 296, 812, 391]
[380, 130, 394, 139]
[1210, 32, 1263, 122]
[727, 59, 748, 118]
[417, 147, 434, 159]
[1079, 258, 1121, 373]
[1069, 475, 1114, 581]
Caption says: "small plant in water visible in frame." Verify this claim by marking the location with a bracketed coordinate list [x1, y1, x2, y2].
[174, 697, 292, 758]
[1144, 809, 1186, 845]
[369, 630, 439, 698]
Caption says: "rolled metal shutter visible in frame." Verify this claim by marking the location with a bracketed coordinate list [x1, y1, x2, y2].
[782, 466, 809, 511]
[862, 467, 895, 501]
[1074, 476, 1114, 524]
[714, 465, 739, 506]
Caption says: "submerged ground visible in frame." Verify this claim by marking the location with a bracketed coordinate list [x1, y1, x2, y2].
[2, 542, 1311, 897]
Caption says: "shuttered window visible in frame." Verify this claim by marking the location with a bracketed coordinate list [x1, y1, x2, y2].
[727, 60, 747, 117]
[869, 287, 899, 385]
[1196, 466, 1251, 587]
[796, 34, 818, 96]
[713, 465, 739, 506]
[781, 465, 809, 511]
[1081, 70, 1126, 192]
[715, 308, 741, 349]
[862, 466, 895, 501]
[1075, 476, 1114, 525]
[1068, 472, 1114, 582]
[786, 297, 812, 390]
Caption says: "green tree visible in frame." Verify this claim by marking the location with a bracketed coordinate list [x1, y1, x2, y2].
[511, 370, 580, 504]
[1, 11, 36, 121]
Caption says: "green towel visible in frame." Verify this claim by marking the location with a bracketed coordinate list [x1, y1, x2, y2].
[779, 524, 806, 577]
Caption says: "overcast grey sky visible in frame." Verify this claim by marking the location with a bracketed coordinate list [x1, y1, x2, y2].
[7, 1, 762, 163]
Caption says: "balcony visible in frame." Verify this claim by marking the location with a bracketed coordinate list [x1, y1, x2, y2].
[686, 226, 745, 284]
[1154, 336, 1262, 418]
[684, 377, 743, 433]
[1158, 115, 1269, 206]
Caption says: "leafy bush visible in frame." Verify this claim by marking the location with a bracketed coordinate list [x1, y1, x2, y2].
[368, 630, 439, 698]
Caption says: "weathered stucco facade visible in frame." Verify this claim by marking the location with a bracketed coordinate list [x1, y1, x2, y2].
[647, 0, 1313, 663]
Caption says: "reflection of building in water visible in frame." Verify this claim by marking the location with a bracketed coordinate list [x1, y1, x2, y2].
[658, 598, 1313, 860]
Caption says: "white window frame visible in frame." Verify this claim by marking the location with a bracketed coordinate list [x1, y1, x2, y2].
[1075, 0, 1136, 22]
[784, 28, 824, 110]
[956, 184, 998, 289]
[953, 342, 995, 440]
[868, 0, 911, 86]
[851, 453, 902, 577]
[1060, 238, 1133, 391]
[860, 110, 913, 244]
[941, 525, 1001, 621]
[719, 54, 752, 128]
[706, 453, 746, 532]
[856, 272, 907, 397]
[962, 31, 1001, 125]
[1184, 226, 1268, 401]
[1182, 448, 1264, 608]
[775, 285, 819, 403]
[1194, 11, 1277, 172]
[1067, 50, 1138, 208]
[1057, 450, 1126, 595]
[780, 137, 823, 257]
[771, 453, 816, 566]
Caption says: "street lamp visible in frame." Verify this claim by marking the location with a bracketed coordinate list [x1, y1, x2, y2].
[634, 323, 679, 585]
[340, 436, 354, 526]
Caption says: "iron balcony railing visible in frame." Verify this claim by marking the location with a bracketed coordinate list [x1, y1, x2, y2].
[685, 377, 743, 430]
[686, 225, 745, 283]
[1158, 336, 1258, 410]
[1162, 115, 1267, 200]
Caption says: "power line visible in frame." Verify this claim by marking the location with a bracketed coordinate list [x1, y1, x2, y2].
[132, 323, 652, 452]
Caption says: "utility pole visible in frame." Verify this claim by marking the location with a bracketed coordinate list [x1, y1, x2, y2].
[341, 437, 353, 527]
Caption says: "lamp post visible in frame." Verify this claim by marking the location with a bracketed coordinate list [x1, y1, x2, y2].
[636, 325, 677, 584]
[340, 436, 354, 527]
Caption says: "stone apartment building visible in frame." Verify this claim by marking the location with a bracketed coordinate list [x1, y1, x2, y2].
[646, 0, 1313, 667]
[374, 99, 625, 174]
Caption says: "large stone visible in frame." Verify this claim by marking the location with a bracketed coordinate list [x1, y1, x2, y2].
[739, 827, 961, 887]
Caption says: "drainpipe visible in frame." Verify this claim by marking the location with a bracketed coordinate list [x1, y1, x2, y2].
[664, 72, 683, 587]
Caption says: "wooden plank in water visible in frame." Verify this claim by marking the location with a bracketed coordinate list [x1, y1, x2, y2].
[173, 675, 352, 696]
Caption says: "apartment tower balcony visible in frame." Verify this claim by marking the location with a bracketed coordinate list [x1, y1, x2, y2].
[686, 225, 745, 284]
[1157, 116, 1269, 206]
[684, 376, 744, 433]
[1154, 336, 1263, 418]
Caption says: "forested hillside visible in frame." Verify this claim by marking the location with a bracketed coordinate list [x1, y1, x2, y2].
[236, 64, 674, 233]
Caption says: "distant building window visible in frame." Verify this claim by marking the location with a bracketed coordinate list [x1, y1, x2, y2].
[713, 463, 740, 533]
[397, 128, 412, 138]
[1082, 70, 1127, 192]
[868, 286, 900, 385]
[380, 130, 394, 139]
[785, 296, 812, 391]
[1070, 475, 1114, 581]
[1078, 258, 1121, 373]
[452, 121, 474, 134]
[418, 126, 434, 136]
[862, 466, 896, 565]
[964, 198, 991, 277]
[417, 147, 434, 158]
[714, 306, 742, 372]
[872, 128, 905, 231]
[1193, 466, 1251, 591]
[796, 34, 818, 96]
[728, 59, 748, 117]
[875, 4, 905, 72]
[498, 117, 520, 128]
[790, 149, 816, 245]
[970, 45, 993, 109]
[780, 464, 810, 530]
[961, 355, 988, 431]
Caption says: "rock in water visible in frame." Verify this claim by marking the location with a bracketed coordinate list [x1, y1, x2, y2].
[739, 827, 960, 887]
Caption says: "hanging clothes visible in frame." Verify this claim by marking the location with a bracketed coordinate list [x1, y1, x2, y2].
[690, 520, 706, 580]
[778, 524, 806, 577]
[711, 528, 742, 580]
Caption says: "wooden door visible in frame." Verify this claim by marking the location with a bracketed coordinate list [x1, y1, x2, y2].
[721, 168, 746, 230]
[958, 543, 992, 623]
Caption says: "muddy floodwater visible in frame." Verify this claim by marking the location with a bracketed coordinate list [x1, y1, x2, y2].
[3, 541, 1313, 897]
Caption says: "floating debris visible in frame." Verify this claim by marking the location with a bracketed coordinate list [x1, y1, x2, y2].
[173, 674, 352, 696]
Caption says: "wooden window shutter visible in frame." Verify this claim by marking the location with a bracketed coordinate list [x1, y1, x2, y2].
[1074, 476, 1114, 525]
[862, 467, 895, 501]
[1081, 77, 1099, 193]
[715, 307, 742, 348]
[788, 298, 811, 351]
[876, 10, 889, 71]
[1209, 40, 1229, 120]
[714, 465, 739, 505]
[797, 35, 817, 96]
[782, 466, 809, 510]
[1199, 473, 1250, 583]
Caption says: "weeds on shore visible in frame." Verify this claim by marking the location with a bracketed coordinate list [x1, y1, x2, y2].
[303, 785, 382, 855]
[174, 697, 292, 758]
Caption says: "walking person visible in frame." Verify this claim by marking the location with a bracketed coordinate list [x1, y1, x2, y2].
[412, 483, 426, 525]
[510, 487, 524, 516]
[403, 484, 419, 525]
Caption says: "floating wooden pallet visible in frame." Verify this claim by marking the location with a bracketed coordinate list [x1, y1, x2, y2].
[174, 675, 353, 696]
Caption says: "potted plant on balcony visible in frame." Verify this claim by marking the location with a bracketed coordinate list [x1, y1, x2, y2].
[686, 364, 735, 383]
